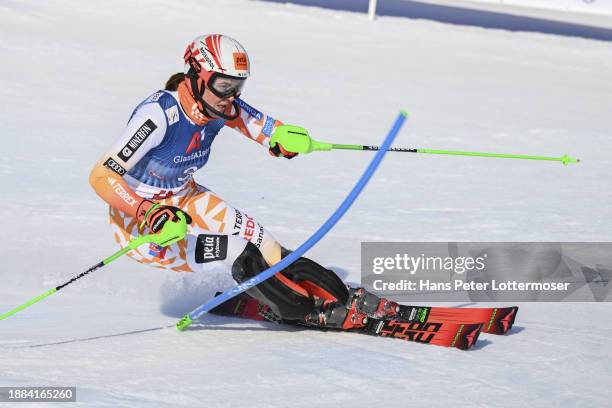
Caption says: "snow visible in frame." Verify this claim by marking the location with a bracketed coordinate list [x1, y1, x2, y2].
[459, 0, 612, 16]
[416, 0, 612, 28]
[1, 0, 611, 406]
[262, 0, 612, 37]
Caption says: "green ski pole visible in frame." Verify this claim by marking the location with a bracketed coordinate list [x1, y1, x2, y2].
[0, 212, 189, 322]
[337, 146, 580, 165]
[269, 125, 580, 165]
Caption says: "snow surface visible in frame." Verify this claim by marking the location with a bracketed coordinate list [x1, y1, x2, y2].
[461, 0, 612, 16]
[262, 0, 612, 40]
[1, 0, 611, 406]
[415, 0, 612, 27]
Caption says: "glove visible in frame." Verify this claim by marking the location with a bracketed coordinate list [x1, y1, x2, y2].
[269, 124, 311, 159]
[137, 200, 192, 233]
[269, 143, 298, 159]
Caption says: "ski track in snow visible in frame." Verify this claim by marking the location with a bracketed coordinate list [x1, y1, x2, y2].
[1, 0, 611, 406]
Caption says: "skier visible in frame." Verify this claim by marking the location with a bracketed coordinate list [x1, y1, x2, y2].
[89, 34, 399, 331]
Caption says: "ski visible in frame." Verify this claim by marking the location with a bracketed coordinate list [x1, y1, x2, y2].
[364, 319, 482, 350]
[209, 293, 483, 350]
[210, 292, 518, 335]
[397, 305, 518, 335]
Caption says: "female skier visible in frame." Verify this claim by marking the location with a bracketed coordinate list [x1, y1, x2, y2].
[89, 34, 399, 330]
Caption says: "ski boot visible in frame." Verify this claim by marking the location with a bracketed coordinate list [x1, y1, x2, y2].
[303, 287, 405, 330]
[303, 298, 369, 330]
[347, 287, 405, 320]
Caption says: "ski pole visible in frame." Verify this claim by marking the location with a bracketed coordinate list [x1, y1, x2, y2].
[175, 110, 409, 331]
[333, 145, 580, 165]
[0, 212, 189, 322]
[269, 125, 580, 165]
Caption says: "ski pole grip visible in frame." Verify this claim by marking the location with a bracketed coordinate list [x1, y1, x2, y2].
[129, 212, 190, 250]
[270, 125, 320, 154]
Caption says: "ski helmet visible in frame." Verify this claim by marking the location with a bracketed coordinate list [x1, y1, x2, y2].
[184, 34, 250, 120]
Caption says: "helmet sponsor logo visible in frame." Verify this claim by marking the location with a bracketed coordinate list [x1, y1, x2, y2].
[198, 43, 217, 71]
[118, 119, 157, 162]
[103, 157, 126, 176]
[236, 99, 262, 120]
[195, 234, 228, 263]
[233, 53, 248, 70]
[165, 105, 179, 125]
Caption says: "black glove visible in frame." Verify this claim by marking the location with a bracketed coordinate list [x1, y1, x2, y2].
[269, 143, 298, 159]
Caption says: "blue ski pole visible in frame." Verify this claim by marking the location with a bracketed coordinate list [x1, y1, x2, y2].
[176, 110, 409, 331]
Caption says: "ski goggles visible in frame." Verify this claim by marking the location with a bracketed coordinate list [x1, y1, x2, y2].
[207, 73, 246, 99]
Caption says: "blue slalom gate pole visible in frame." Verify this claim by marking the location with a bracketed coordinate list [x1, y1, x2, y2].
[176, 110, 409, 331]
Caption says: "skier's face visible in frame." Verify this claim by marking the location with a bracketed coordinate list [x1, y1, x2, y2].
[202, 90, 235, 117]
[201, 75, 245, 118]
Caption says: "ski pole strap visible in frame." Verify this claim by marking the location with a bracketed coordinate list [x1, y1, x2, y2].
[337, 145, 580, 165]
[176, 110, 409, 331]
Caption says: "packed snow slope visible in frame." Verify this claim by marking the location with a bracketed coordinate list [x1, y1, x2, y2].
[1, 0, 611, 407]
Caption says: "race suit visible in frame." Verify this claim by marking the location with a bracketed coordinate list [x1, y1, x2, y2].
[89, 90, 284, 273]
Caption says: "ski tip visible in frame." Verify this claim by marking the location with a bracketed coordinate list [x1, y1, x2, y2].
[486, 306, 519, 335]
[454, 323, 483, 351]
[504, 306, 519, 334]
